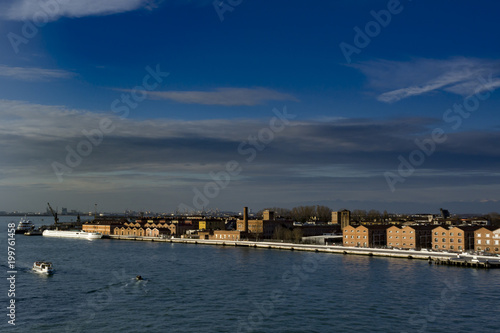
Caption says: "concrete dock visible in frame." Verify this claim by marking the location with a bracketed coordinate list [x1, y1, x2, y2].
[104, 235, 500, 268]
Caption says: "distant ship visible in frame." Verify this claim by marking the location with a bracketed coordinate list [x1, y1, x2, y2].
[16, 216, 35, 234]
[42, 230, 102, 240]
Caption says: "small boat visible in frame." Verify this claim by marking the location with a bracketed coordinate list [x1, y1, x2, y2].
[33, 261, 54, 275]
[16, 216, 35, 234]
[25, 229, 43, 236]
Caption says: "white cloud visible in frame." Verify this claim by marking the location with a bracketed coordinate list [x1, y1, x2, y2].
[0, 65, 74, 81]
[125, 87, 299, 106]
[3, 0, 158, 21]
[354, 58, 500, 103]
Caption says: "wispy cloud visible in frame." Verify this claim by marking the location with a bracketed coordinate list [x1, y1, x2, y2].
[0, 65, 74, 81]
[124, 87, 299, 106]
[353, 58, 500, 103]
[3, 0, 159, 21]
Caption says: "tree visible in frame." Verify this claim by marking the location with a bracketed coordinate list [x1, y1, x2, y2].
[291, 206, 316, 222]
[316, 205, 332, 222]
[351, 209, 367, 222]
[292, 228, 303, 243]
[367, 209, 381, 221]
[486, 212, 500, 227]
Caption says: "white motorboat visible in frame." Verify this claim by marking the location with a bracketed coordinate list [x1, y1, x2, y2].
[42, 230, 103, 239]
[16, 216, 35, 234]
[33, 261, 54, 275]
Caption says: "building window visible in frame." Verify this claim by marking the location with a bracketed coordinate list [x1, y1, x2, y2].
[450, 239, 454, 242]
[450, 246, 454, 249]
[450, 232, 453, 236]
[477, 233, 481, 237]
[478, 240, 481, 244]
[442, 238, 446, 242]
[435, 245, 438, 249]
[442, 232, 446, 236]
[435, 238, 438, 242]
[458, 233, 462, 236]
[458, 239, 462, 243]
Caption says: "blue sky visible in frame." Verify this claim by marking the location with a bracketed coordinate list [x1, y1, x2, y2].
[1, 0, 500, 214]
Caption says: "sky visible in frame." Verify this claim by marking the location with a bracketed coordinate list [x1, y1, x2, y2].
[1, 0, 500, 214]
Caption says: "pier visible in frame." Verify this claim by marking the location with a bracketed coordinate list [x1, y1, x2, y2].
[104, 235, 500, 268]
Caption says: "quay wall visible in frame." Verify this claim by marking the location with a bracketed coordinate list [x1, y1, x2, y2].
[105, 235, 500, 265]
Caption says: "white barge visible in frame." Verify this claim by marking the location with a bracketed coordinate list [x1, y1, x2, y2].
[42, 230, 102, 239]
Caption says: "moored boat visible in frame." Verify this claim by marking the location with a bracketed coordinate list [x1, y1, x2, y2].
[33, 261, 54, 275]
[16, 216, 35, 234]
[42, 229, 102, 239]
[24, 229, 43, 236]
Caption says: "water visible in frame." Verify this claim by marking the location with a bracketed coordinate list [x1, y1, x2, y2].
[1, 216, 499, 332]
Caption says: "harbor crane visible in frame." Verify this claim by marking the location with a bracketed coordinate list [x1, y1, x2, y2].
[47, 202, 59, 227]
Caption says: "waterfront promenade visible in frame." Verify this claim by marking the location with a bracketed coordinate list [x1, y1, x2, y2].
[105, 235, 500, 267]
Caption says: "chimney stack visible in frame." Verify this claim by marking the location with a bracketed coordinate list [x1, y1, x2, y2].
[243, 206, 248, 233]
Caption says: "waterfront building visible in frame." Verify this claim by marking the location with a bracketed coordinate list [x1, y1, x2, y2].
[343, 225, 389, 247]
[332, 210, 351, 229]
[198, 219, 225, 230]
[431, 225, 480, 252]
[386, 225, 433, 249]
[298, 224, 341, 236]
[82, 218, 127, 235]
[166, 223, 195, 237]
[236, 208, 293, 238]
[474, 226, 500, 254]
[211, 230, 242, 241]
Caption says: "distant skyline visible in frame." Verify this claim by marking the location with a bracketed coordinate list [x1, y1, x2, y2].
[1, 1, 500, 214]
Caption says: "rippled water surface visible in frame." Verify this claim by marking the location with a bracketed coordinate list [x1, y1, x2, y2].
[1, 217, 499, 332]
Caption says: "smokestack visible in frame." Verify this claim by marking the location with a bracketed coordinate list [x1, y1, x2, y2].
[243, 207, 248, 233]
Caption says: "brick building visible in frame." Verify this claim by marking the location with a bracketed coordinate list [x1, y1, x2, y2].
[343, 225, 389, 247]
[475, 226, 500, 254]
[431, 226, 480, 252]
[386, 225, 433, 249]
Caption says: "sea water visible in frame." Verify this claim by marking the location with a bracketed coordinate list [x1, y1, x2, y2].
[1, 216, 499, 332]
